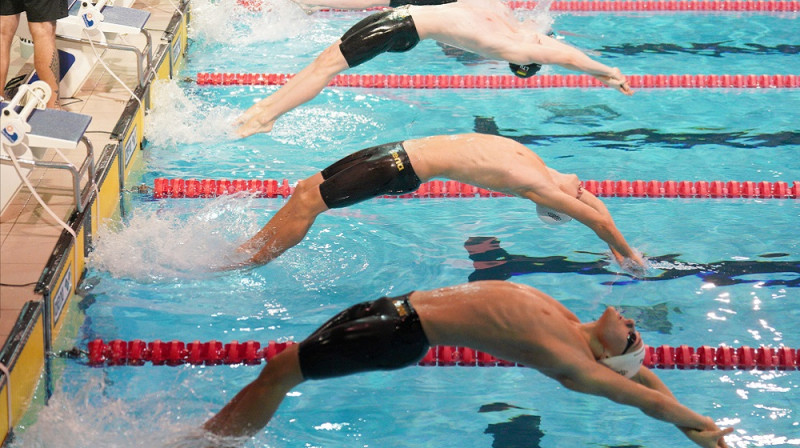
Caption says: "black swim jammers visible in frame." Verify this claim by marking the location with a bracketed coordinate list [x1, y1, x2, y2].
[338, 6, 421, 68]
[298, 294, 430, 380]
[318, 141, 421, 209]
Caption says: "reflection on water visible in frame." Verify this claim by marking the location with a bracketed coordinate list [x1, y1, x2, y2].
[464, 237, 800, 287]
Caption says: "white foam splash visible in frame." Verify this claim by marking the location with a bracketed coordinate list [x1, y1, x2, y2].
[90, 195, 266, 281]
[189, 0, 311, 44]
[144, 79, 239, 146]
[7, 375, 243, 448]
[512, 0, 556, 34]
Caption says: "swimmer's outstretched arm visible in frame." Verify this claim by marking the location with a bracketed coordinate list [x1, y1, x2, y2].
[562, 362, 732, 447]
[514, 35, 633, 95]
[633, 368, 734, 447]
[523, 189, 646, 273]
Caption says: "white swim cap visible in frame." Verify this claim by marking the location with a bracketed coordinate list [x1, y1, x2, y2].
[536, 204, 573, 225]
[599, 344, 646, 378]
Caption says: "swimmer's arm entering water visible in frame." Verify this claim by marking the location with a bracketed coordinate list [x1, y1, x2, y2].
[512, 34, 633, 95]
[523, 189, 646, 274]
[633, 368, 734, 447]
[561, 362, 732, 447]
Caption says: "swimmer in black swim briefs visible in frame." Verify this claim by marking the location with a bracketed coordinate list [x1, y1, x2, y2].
[202, 281, 733, 447]
[234, 0, 633, 137]
[233, 134, 645, 272]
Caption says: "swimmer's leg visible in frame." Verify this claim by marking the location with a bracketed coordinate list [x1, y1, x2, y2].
[289, 0, 390, 12]
[236, 41, 350, 137]
[203, 344, 304, 438]
[238, 173, 329, 265]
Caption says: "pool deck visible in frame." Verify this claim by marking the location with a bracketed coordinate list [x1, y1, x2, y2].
[0, 0, 179, 353]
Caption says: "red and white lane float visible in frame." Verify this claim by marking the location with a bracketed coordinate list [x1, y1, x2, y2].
[196, 72, 799, 89]
[151, 178, 800, 200]
[236, 0, 800, 12]
[87, 338, 800, 370]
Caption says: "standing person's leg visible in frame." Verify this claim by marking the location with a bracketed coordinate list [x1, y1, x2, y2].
[27, 20, 59, 108]
[0, 14, 21, 96]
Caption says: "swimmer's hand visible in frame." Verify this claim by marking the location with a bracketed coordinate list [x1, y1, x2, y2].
[610, 246, 647, 278]
[592, 67, 634, 96]
[683, 423, 734, 448]
[621, 256, 648, 278]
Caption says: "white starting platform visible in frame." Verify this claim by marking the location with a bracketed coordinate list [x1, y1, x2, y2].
[1, 83, 95, 214]
[13, 0, 153, 98]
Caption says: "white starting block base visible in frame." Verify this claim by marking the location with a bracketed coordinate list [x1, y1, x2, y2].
[1, 103, 94, 213]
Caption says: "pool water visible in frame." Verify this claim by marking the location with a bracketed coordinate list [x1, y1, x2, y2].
[13, 1, 800, 447]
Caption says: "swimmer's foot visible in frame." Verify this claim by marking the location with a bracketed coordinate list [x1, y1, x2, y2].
[287, 0, 322, 14]
[236, 116, 276, 137]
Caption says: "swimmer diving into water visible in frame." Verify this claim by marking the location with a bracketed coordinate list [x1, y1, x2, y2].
[202, 281, 733, 447]
[235, 0, 633, 137]
[234, 133, 645, 272]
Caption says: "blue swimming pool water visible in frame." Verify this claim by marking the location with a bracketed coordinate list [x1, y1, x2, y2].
[13, 1, 800, 447]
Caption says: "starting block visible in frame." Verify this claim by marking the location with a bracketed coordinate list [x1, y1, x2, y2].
[1, 82, 95, 213]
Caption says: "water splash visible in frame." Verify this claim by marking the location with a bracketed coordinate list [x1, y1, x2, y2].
[9, 375, 251, 448]
[144, 79, 239, 146]
[189, 0, 311, 44]
[514, 0, 556, 34]
[90, 195, 265, 281]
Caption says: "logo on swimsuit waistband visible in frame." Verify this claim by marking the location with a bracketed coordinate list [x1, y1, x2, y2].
[393, 300, 408, 317]
[389, 149, 405, 171]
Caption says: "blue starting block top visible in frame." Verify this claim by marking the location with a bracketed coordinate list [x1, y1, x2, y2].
[68, 1, 151, 31]
[2, 102, 92, 149]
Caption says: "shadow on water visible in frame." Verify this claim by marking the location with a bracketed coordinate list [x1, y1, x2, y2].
[473, 116, 800, 149]
[596, 42, 800, 58]
[464, 237, 800, 288]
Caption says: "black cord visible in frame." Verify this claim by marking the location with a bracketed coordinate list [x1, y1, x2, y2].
[0, 281, 38, 287]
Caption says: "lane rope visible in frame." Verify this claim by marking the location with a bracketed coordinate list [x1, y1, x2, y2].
[86, 339, 800, 370]
[237, 0, 800, 12]
[195, 73, 800, 89]
[151, 178, 800, 200]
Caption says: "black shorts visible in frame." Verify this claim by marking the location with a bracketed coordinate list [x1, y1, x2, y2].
[298, 294, 430, 380]
[1, 0, 68, 22]
[318, 141, 422, 209]
[338, 6, 420, 68]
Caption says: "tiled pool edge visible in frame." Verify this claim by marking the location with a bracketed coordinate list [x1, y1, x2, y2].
[0, 2, 191, 443]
